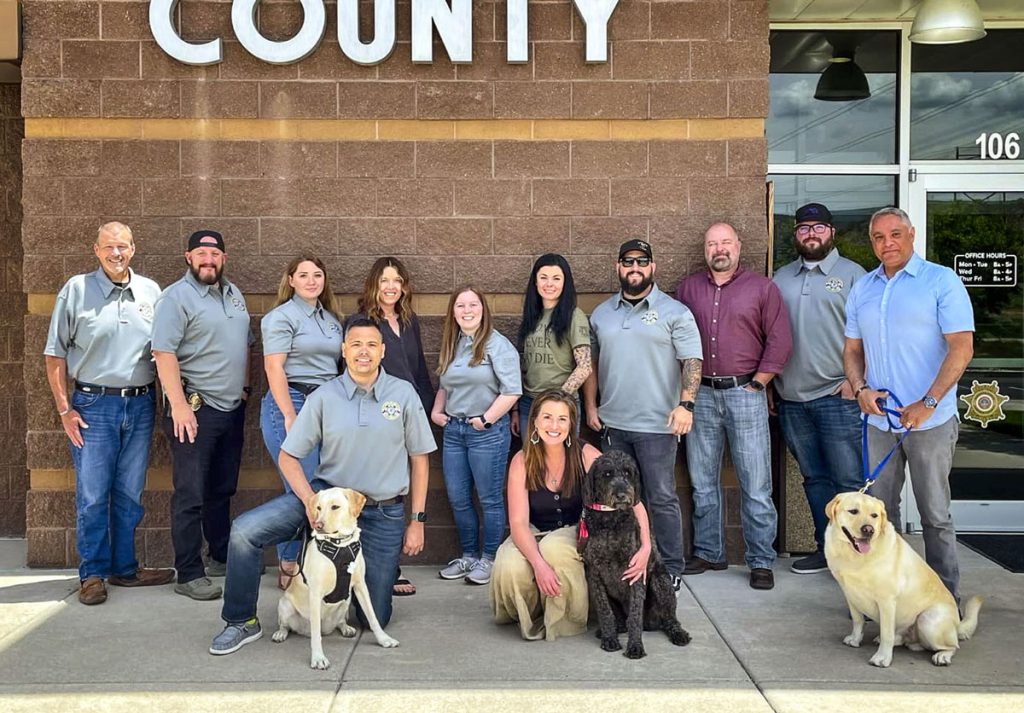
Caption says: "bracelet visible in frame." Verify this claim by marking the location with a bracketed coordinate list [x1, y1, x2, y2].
[58, 408, 71, 417]
[853, 385, 869, 398]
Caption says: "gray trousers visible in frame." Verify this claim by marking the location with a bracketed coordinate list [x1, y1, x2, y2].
[867, 416, 960, 599]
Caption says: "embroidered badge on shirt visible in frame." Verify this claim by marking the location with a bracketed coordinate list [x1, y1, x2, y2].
[641, 310, 659, 326]
[328, 322, 341, 334]
[230, 296, 247, 311]
[824, 277, 844, 293]
[137, 302, 154, 320]
[381, 401, 402, 421]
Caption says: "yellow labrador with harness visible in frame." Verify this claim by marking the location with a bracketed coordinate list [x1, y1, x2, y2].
[272, 487, 399, 669]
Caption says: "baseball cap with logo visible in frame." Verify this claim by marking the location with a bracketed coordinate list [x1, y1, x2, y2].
[794, 203, 833, 225]
[187, 230, 226, 252]
[618, 239, 653, 260]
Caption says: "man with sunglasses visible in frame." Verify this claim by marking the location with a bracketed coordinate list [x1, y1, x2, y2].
[584, 239, 703, 593]
[772, 203, 866, 575]
[676, 223, 791, 590]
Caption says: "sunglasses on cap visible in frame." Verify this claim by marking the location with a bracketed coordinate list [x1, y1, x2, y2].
[619, 256, 651, 267]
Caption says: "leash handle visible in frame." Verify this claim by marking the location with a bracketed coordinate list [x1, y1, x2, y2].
[860, 388, 912, 492]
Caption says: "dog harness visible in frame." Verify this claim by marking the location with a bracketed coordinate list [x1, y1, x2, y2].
[297, 530, 362, 604]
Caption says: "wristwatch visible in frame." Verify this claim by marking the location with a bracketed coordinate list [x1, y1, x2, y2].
[481, 417, 493, 429]
[922, 395, 938, 409]
[409, 512, 427, 523]
[678, 400, 695, 413]
[748, 380, 766, 392]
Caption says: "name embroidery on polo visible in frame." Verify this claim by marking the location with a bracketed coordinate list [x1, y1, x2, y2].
[641, 310, 659, 326]
[138, 302, 154, 320]
[824, 277, 844, 293]
[381, 401, 402, 420]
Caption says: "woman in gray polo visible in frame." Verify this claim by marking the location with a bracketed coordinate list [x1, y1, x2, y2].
[259, 255, 343, 589]
[431, 286, 522, 585]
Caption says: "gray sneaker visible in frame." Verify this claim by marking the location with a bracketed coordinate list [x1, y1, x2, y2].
[439, 557, 475, 580]
[174, 576, 223, 601]
[465, 557, 493, 585]
[209, 620, 262, 655]
[206, 560, 226, 577]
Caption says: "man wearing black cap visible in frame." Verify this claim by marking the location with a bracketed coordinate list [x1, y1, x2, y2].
[773, 204, 866, 574]
[152, 230, 254, 601]
[583, 239, 703, 592]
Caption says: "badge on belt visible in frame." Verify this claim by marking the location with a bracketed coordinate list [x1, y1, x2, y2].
[187, 392, 204, 411]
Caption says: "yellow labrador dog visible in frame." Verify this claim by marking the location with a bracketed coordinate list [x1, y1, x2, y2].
[824, 491, 981, 668]
[272, 487, 399, 669]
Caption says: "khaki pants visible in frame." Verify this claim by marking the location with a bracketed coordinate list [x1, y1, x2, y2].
[489, 525, 587, 641]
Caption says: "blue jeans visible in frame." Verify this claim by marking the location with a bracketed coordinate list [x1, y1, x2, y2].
[605, 428, 685, 576]
[517, 393, 580, 444]
[442, 414, 511, 560]
[68, 389, 156, 581]
[778, 395, 863, 551]
[222, 482, 406, 627]
[686, 384, 777, 569]
[259, 388, 320, 563]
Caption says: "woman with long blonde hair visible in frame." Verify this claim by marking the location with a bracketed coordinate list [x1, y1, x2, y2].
[431, 286, 521, 585]
[260, 255, 343, 588]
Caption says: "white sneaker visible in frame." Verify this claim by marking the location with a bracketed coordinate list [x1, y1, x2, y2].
[439, 557, 475, 580]
[465, 557, 494, 585]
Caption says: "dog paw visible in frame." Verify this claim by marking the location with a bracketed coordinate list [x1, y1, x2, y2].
[338, 624, 357, 638]
[932, 650, 954, 666]
[310, 654, 331, 670]
[377, 635, 400, 648]
[843, 634, 862, 648]
[600, 637, 622, 653]
[669, 628, 691, 647]
[271, 629, 289, 643]
[624, 642, 646, 659]
[868, 651, 892, 668]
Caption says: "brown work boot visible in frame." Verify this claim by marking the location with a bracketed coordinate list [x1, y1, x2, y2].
[108, 567, 176, 587]
[79, 577, 108, 605]
[749, 568, 775, 590]
[682, 556, 729, 575]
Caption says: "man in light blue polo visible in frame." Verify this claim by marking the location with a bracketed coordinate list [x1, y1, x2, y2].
[844, 207, 974, 599]
[774, 203, 865, 574]
[44, 222, 174, 606]
[583, 239, 703, 591]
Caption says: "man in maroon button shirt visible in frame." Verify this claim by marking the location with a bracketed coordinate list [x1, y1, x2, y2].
[675, 223, 792, 591]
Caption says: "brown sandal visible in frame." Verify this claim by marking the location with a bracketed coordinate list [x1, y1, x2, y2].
[278, 561, 298, 591]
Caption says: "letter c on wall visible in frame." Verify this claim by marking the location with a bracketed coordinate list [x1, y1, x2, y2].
[150, 0, 222, 65]
[232, 0, 326, 65]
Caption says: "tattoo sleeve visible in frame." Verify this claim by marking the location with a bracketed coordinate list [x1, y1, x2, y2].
[680, 358, 702, 399]
[561, 345, 593, 394]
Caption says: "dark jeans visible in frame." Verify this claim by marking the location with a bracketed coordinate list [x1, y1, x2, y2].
[778, 395, 863, 551]
[605, 428, 685, 576]
[163, 401, 246, 584]
[221, 483, 405, 628]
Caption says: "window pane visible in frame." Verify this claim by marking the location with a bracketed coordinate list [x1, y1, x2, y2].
[769, 174, 896, 273]
[769, 31, 899, 165]
[911, 30, 1024, 160]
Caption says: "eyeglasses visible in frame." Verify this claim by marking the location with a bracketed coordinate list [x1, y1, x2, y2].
[619, 257, 651, 267]
[795, 223, 831, 237]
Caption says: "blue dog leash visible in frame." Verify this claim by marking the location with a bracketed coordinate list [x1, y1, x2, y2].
[859, 389, 913, 493]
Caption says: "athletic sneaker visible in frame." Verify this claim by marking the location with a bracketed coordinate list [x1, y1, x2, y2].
[174, 576, 223, 601]
[671, 574, 683, 597]
[439, 557, 476, 580]
[209, 619, 262, 655]
[791, 551, 829, 574]
[465, 557, 494, 585]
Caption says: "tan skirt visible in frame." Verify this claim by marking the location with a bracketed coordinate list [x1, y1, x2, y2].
[489, 525, 588, 641]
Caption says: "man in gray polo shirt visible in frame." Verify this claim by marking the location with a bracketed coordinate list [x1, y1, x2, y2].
[583, 239, 703, 590]
[209, 317, 436, 656]
[773, 203, 866, 574]
[152, 230, 253, 601]
[44, 222, 175, 606]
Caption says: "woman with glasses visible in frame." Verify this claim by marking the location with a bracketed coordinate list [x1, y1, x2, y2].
[512, 254, 592, 440]
[347, 256, 435, 597]
[260, 256, 343, 589]
[432, 286, 522, 586]
[491, 390, 652, 641]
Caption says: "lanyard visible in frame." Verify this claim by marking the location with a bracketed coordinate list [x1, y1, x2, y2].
[860, 389, 912, 492]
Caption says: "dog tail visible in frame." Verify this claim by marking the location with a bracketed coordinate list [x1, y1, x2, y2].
[957, 595, 982, 641]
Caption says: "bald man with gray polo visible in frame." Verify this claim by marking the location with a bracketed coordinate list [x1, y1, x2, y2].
[153, 230, 253, 602]
[44, 222, 175, 606]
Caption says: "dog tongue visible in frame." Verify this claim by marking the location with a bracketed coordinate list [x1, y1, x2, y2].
[855, 539, 871, 555]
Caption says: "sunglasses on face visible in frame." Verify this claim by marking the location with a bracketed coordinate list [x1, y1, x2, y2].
[619, 257, 651, 267]
[795, 223, 831, 237]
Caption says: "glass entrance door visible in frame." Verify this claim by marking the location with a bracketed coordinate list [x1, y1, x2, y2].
[907, 173, 1024, 533]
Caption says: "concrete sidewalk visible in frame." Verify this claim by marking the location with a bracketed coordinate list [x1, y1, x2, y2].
[0, 538, 1021, 713]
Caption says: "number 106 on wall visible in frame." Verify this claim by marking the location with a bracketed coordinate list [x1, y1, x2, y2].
[975, 132, 1021, 160]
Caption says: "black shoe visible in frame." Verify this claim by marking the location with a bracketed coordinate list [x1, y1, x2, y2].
[749, 568, 775, 590]
[683, 557, 728, 575]
[790, 551, 829, 574]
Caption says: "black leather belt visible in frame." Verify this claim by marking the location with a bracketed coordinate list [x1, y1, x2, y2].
[364, 494, 404, 507]
[76, 382, 154, 397]
[701, 374, 754, 390]
[287, 382, 320, 396]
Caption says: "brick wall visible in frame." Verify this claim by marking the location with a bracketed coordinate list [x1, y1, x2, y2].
[19, 0, 770, 566]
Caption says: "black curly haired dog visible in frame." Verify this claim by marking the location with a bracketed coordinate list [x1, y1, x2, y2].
[579, 450, 691, 659]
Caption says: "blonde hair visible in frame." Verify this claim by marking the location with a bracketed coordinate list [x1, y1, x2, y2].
[436, 285, 493, 376]
[97, 221, 134, 245]
[522, 390, 584, 499]
[357, 256, 414, 327]
[273, 255, 341, 321]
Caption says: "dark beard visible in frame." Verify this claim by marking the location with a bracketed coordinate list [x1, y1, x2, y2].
[619, 272, 653, 297]
[189, 263, 223, 285]
[795, 235, 834, 262]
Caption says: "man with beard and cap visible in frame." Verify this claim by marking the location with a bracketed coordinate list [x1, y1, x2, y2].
[583, 239, 703, 593]
[44, 222, 175, 606]
[772, 203, 866, 574]
[676, 223, 791, 591]
[152, 230, 254, 601]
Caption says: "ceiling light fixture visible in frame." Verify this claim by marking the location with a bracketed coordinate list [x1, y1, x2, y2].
[814, 54, 871, 102]
[909, 0, 987, 45]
